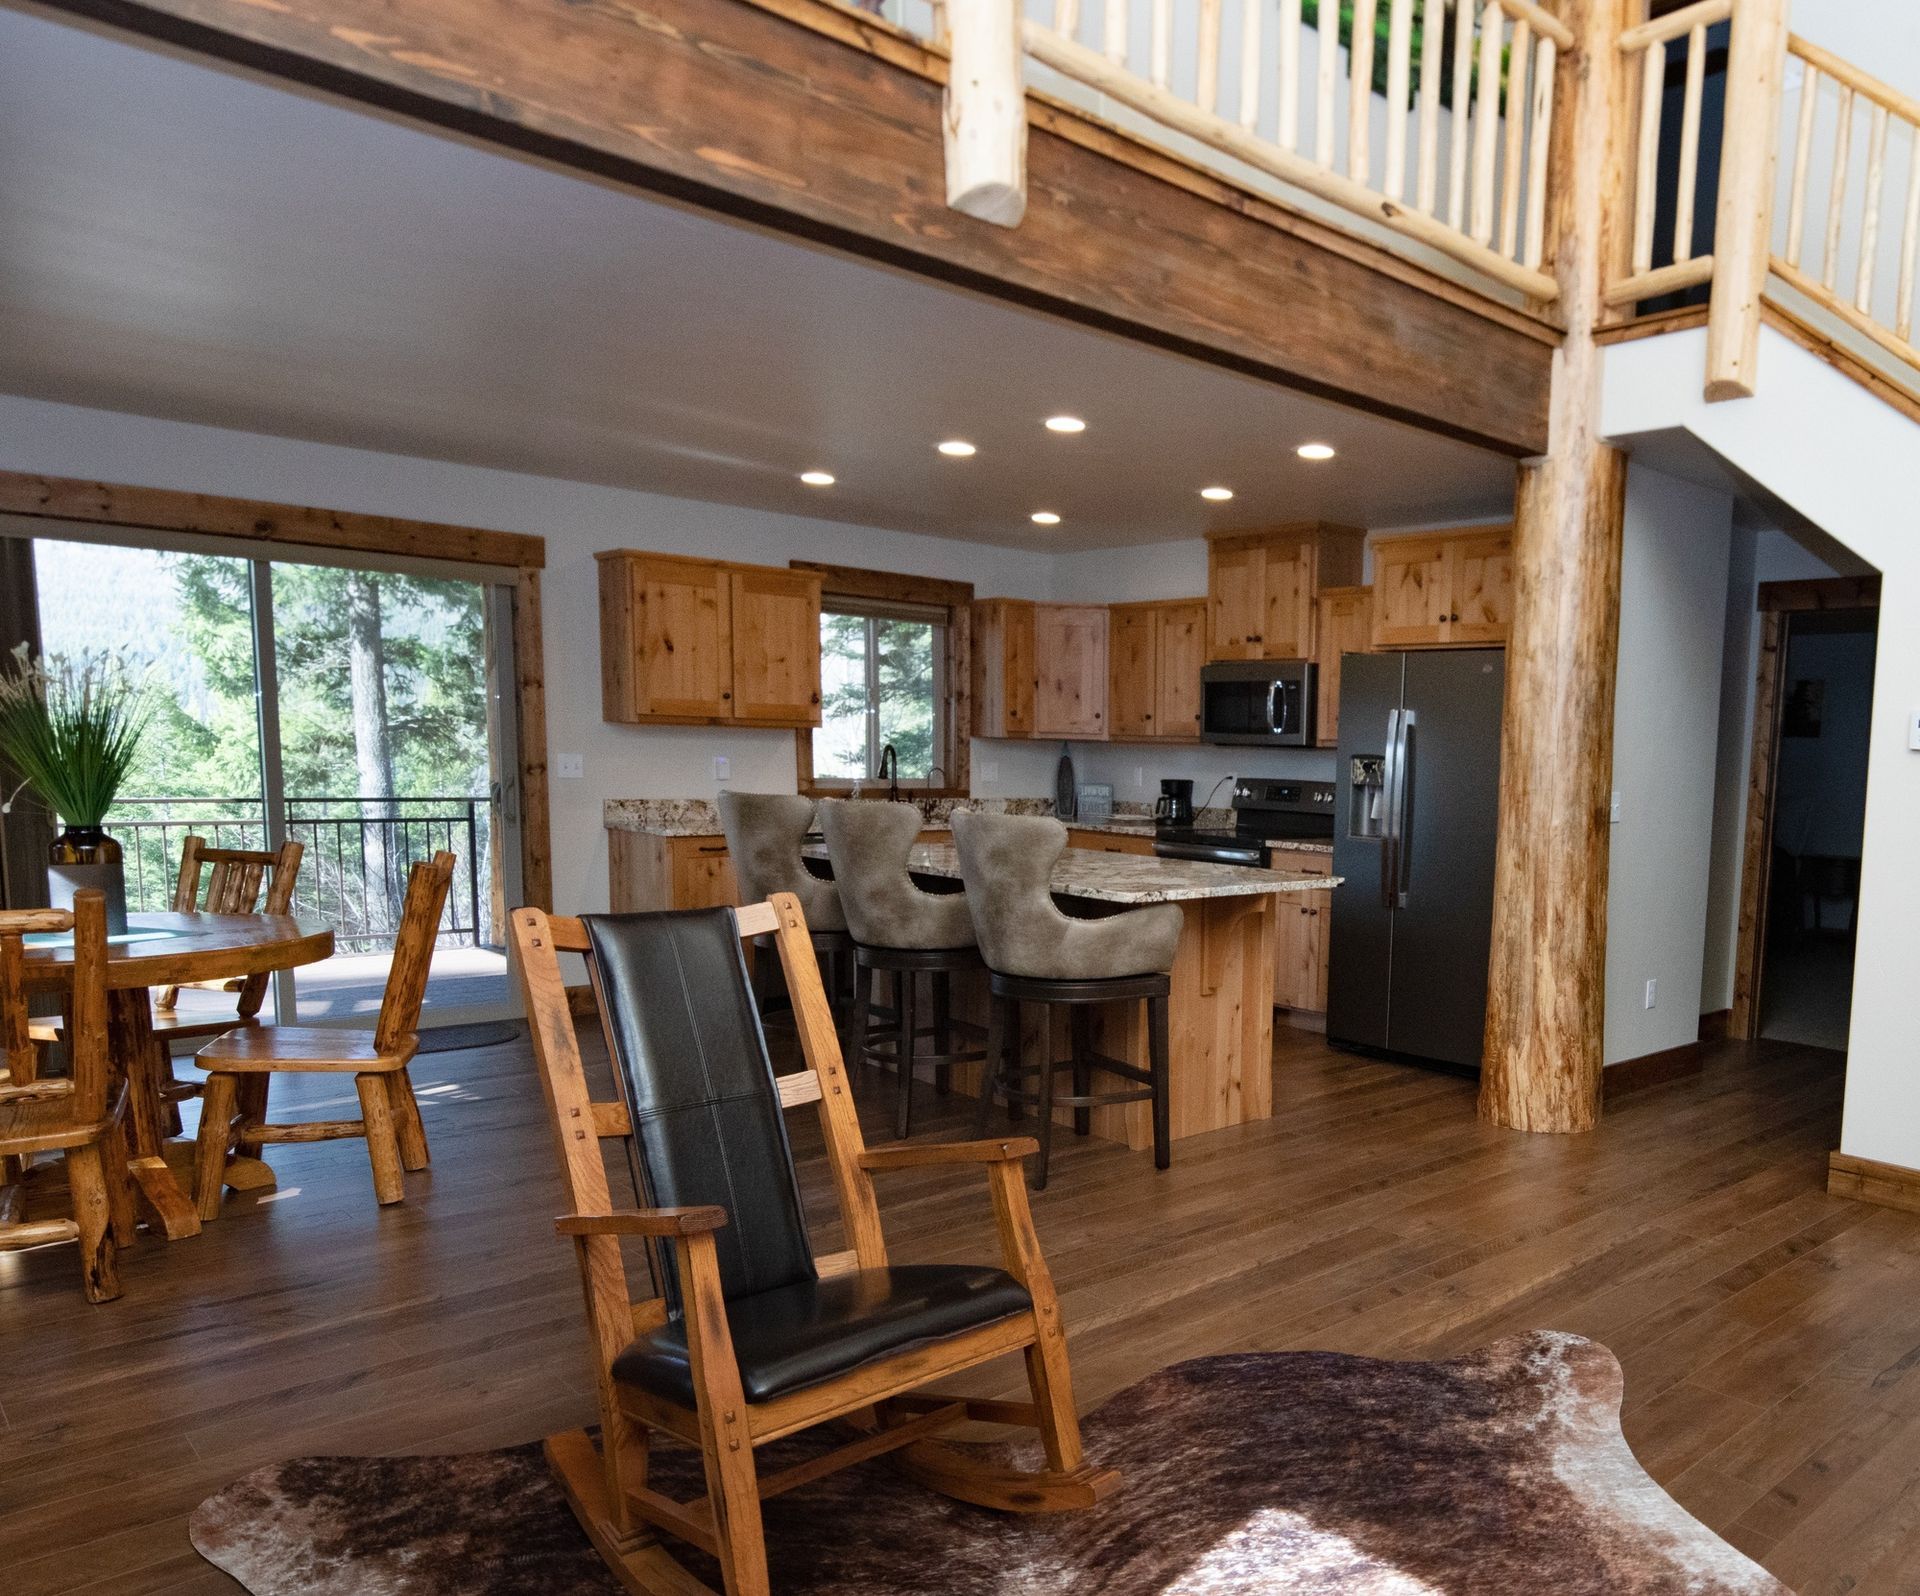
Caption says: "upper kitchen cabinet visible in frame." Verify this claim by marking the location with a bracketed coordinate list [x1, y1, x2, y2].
[597, 550, 822, 727]
[971, 597, 1036, 738]
[1033, 604, 1110, 739]
[1369, 527, 1514, 649]
[1206, 523, 1365, 661]
[1313, 586, 1373, 748]
[1110, 598, 1206, 743]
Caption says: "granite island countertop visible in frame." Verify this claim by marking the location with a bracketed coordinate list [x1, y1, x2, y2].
[604, 796, 1200, 840]
[801, 841, 1340, 906]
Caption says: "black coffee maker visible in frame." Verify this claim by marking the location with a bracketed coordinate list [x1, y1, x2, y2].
[1154, 778, 1195, 826]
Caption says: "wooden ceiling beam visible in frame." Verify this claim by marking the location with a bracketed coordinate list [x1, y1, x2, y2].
[34, 0, 1554, 458]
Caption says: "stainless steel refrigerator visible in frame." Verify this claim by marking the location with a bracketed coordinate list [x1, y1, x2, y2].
[1327, 649, 1505, 1071]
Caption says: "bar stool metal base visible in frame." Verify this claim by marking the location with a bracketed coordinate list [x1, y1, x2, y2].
[852, 943, 988, 1140]
[973, 969, 1171, 1191]
[751, 928, 856, 1048]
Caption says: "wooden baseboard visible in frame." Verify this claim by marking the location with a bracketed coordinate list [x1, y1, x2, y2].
[1698, 1009, 1731, 1042]
[1827, 1152, 1920, 1215]
[1604, 1038, 1708, 1100]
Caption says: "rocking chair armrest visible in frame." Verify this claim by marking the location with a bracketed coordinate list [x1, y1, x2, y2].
[858, 1137, 1039, 1172]
[555, 1206, 729, 1238]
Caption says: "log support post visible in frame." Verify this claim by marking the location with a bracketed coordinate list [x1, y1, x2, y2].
[945, 0, 1029, 227]
[1704, 0, 1788, 400]
[1479, 0, 1633, 1135]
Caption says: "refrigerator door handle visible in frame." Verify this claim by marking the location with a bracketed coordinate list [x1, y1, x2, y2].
[1395, 711, 1417, 907]
[1380, 707, 1402, 910]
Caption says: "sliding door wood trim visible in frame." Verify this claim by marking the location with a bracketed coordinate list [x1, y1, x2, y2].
[513, 569, 554, 911]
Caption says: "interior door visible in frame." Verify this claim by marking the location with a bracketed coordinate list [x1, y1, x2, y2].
[1383, 649, 1506, 1068]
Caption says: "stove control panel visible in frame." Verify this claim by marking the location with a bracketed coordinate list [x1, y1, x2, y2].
[1232, 777, 1336, 813]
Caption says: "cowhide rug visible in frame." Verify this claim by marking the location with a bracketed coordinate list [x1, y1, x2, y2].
[190, 1331, 1789, 1595]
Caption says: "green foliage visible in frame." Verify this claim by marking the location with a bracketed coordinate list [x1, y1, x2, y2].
[1301, 0, 1489, 106]
[816, 613, 939, 781]
[0, 646, 154, 828]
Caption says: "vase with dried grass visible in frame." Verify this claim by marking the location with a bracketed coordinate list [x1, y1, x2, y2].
[0, 645, 153, 933]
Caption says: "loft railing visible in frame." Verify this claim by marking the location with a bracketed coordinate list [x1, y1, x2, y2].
[944, 0, 1571, 304]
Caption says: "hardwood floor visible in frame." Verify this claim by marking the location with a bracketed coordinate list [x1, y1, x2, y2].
[2, 1025, 1911, 1592]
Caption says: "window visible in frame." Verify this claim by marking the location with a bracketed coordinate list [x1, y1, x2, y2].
[813, 597, 949, 787]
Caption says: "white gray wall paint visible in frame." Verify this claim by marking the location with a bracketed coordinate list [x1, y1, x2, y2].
[1602, 464, 1733, 1066]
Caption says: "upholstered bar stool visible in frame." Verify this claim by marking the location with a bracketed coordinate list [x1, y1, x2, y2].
[716, 791, 854, 1024]
[818, 799, 988, 1140]
[952, 811, 1180, 1191]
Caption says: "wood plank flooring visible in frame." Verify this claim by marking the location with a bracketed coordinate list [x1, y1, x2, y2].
[2, 1026, 1913, 1592]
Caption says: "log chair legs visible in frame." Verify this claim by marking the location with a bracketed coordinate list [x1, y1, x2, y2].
[193, 1068, 424, 1215]
[388, 1071, 431, 1171]
[193, 1073, 239, 1221]
[355, 1074, 407, 1206]
[64, 1141, 120, 1304]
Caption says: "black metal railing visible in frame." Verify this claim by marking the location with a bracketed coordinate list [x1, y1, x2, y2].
[105, 794, 493, 953]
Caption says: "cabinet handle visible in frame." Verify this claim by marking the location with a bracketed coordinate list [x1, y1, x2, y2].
[696, 844, 727, 854]
[1450, 612, 1460, 622]
[721, 691, 732, 700]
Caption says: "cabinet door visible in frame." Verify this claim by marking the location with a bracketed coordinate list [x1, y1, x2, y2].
[1273, 898, 1316, 1009]
[1108, 604, 1158, 739]
[971, 600, 1035, 738]
[1304, 887, 1331, 1011]
[1260, 540, 1317, 659]
[1207, 538, 1267, 660]
[1370, 538, 1451, 649]
[1314, 587, 1373, 747]
[729, 569, 821, 725]
[1067, 828, 1157, 856]
[1154, 601, 1207, 742]
[619, 557, 732, 720]
[1447, 532, 1514, 644]
[1033, 605, 1109, 739]
[672, 839, 740, 908]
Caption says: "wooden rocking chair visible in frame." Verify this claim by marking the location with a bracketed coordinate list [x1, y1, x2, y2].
[510, 891, 1118, 1596]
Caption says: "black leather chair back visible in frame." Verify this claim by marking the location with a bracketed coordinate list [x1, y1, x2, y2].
[584, 908, 817, 1312]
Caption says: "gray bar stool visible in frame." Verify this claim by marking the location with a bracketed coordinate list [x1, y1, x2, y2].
[715, 791, 854, 1023]
[951, 811, 1180, 1190]
[818, 799, 988, 1140]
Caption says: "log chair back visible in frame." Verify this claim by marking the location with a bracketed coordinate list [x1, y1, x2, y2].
[1, 894, 109, 1121]
[372, 851, 458, 1057]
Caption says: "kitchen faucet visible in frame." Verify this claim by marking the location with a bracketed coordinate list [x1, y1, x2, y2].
[879, 742, 900, 803]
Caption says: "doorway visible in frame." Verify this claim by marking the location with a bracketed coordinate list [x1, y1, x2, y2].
[1733, 579, 1880, 1052]
[23, 533, 523, 1025]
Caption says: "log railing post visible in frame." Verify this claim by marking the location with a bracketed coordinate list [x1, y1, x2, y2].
[1479, 0, 1634, 1136]
[945, 0, 1029, 227]
[1705, 0, 1787, 399]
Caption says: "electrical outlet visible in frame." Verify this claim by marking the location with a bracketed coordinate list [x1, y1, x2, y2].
[1610, 791, 1622, 823]
[1132, 766, 1145, 788]
[1909, 709, 1920, 751]
[1644, 978, 1657, 1010]
[713, 756, 730, 782]
[556, 753, 584, 779]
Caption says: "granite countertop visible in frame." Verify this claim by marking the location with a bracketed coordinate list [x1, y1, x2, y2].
[801, 840, 1339, 906]
[603, 796, 1217, 839]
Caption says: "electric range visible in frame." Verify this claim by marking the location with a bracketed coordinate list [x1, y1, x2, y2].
[1153, 776, 1335, 865]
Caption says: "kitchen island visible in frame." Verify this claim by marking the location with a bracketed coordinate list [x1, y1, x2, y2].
[802, 840, 1339, 1152]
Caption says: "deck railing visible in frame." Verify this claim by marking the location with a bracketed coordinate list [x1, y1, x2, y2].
[946, 0, 1571, 303]
[105, 794, 491, 953]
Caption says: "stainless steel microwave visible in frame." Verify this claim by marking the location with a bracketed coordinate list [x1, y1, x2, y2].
[1200, 660, 1317, 746]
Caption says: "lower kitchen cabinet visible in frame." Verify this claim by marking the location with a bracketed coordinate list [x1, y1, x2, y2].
[1270, 845, 1333, 1013]
[610, 832, 741, 910]
[1065, 827, 1157, 856]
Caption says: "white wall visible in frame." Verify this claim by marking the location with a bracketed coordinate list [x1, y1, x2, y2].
[1602, 464, 1732, 1066]
[0, 394, 1054, 918]
[1602, 324, 1920, 1170]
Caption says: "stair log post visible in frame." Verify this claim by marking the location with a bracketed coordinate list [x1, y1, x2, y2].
[1479, 0, 1635, 1135]
[1705, 0, 1789, 400]
[944, 0, 1029, 227]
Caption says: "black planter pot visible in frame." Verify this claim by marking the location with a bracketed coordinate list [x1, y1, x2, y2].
[48, 825, 129, 936]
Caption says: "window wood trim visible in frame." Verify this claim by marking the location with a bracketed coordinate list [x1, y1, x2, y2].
[791, 562, 972, 799]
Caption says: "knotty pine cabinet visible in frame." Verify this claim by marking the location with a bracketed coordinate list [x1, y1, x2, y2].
[597, 550, 822, 727]
[1065, 827, 1157, 856]
[1370, 527, 1513, 649]
[1206, 523, 1364, 662]
[1270, 846, 1334, 1013]
[1313, 586, 1374, 748]
[1108, 599, 1206, 743]
[610, 825, 947, 913]
[1033, 604, 1109, 739]
[971, 598, 1036, 738]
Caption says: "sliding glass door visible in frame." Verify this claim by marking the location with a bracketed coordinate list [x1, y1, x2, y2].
[28, 535, 520, 1025]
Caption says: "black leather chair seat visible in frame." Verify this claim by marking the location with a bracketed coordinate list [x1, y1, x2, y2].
[612, 1264, 1033, 1409]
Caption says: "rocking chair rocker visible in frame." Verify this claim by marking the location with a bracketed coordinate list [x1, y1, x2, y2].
[510, 891, 1118, 1596]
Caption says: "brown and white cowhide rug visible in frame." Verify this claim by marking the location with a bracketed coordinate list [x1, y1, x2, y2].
[191, 1331, 1788, 1595]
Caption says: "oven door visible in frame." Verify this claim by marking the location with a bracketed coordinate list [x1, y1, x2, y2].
[1201, 662, 1315, 746]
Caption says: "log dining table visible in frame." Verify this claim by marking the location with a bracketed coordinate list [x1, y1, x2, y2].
[22, 910, 334, 1240]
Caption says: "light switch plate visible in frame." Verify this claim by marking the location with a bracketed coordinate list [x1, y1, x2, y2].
[1644, 978, 1657, 1010]
[1909, 709, 1920, 751]
[556, 753, 584, 779]
[713, 756, 731, 782]
[1610, 791, 1622, 823]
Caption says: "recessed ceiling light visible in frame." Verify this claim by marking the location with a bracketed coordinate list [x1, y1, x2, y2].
[1044, 416, 1086, 434]
[1031, 511, 1062, 525]
[937, 440, 977, 457]
[799, 470, 836, 486]
[1200, 486, 1235, 502]
[1297, 443, 1337, 461]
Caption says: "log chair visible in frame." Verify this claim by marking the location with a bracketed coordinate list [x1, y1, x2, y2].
[191, 851, 453, 1214]
[510, 890, 1119, 1596]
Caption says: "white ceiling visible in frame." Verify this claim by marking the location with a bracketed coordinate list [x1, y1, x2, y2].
[0, 6, 1516, 552]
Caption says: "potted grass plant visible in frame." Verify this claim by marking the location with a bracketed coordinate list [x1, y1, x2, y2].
[0, 645, 153, 934]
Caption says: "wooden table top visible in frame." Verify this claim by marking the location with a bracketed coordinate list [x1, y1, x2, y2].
[21, 911, 335, 991]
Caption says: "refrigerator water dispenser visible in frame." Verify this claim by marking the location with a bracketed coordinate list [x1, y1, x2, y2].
[1348, 754, 1386, 839]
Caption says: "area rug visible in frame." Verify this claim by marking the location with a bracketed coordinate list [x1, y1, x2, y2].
[190, 1331, 1788, 1595]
